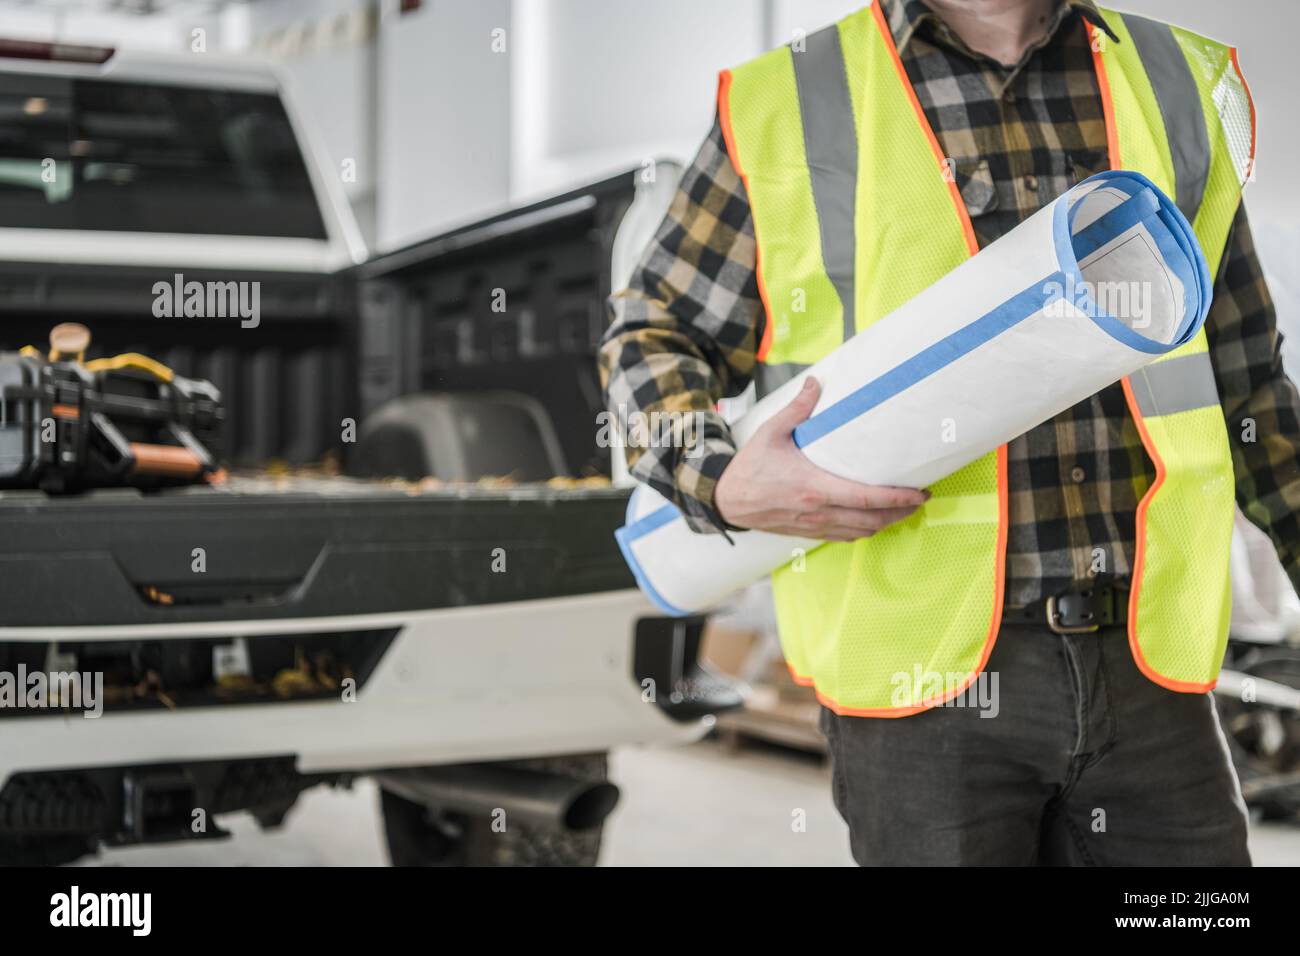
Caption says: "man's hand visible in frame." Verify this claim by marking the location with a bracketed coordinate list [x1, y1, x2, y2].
[714, 377, 929, 542]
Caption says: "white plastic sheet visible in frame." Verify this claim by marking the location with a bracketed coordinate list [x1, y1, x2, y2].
[616, 171, 1213, 615]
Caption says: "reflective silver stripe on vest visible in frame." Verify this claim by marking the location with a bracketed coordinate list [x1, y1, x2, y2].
[1120, 13, 1211, 222]
[791, 25, 857, 344]
[755, 361, 810, 397]
[1128, 351, 1220, 417]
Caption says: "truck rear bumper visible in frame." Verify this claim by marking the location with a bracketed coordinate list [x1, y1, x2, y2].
[0, 590, 710, 779]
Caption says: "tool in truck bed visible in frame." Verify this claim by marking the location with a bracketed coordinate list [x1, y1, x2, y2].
[0, 323, 223, 492]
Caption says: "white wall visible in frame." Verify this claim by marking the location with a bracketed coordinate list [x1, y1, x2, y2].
[509, 0, 765, 204]
[376, 0, 512, 249]
[0, 2, 223, 51]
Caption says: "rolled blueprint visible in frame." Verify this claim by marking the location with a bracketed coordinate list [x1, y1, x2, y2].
[616, 171, 1213, 615]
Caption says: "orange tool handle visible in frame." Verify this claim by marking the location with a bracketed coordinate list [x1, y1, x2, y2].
[128, 443, 203, 478]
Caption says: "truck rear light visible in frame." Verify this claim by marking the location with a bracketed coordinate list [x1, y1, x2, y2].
[0, 38, 115, 64]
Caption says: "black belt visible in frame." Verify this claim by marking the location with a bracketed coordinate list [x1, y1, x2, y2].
[1005, 581, 1129, 634]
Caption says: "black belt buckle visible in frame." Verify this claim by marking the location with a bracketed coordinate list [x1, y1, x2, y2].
[1046, 590, 1102, 634]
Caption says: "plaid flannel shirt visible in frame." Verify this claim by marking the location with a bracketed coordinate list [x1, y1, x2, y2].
[599, 0, 1300, 608]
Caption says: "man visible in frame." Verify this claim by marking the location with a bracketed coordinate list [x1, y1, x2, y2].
[600, 0, 1297, 865]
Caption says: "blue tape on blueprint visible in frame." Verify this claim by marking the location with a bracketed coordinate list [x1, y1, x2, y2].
[1070, 187, 1159, 260]
[1156, 173, 1214, 321]
[1059, 171, 1208, 354]
[1145, 202, 1199, 330]
[1068, 171, 1141, 232]
[614, 492, 691, 616]
[790, 174, 1208, 450]
[1066, 185, 1201, 334]
[792, 273, 1066, 448]
[620, 498, 681, 541]
[1070, 171, 1212, 323]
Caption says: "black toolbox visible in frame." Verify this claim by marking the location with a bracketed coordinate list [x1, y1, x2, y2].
[0, 342, 222, 492]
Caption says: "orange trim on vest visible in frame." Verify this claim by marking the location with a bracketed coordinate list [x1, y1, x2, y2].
[717, 68, 777, 362]
[1229, 47, 1257, 180]
[1118, 379, 1218, 692]
[1086, 23, 1122, 178]
[788, 445, 1010, 718]
[1093, 24, 1217, 695]
[869, 0, 979, 258]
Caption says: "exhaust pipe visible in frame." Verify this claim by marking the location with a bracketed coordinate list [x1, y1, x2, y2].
[375, 764, 620, 832]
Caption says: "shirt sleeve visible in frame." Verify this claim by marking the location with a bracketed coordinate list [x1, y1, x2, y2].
[598, 115, 764, 533]
[1206, 205, 1300, 591]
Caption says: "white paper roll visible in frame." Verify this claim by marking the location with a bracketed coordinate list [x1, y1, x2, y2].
[616, 171, 1213, 615]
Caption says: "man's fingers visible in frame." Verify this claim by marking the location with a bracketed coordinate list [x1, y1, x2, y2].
[762, 376, 821, 436]
[729, 378, 929, 540]
[795, 504, 921, 537]
[810, 471, 929, 511]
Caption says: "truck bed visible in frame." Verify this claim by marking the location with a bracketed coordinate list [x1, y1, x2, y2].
[0, 478, 635, 628]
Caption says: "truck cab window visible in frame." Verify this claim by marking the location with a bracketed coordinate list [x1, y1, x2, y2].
[0, 73, 327, 239]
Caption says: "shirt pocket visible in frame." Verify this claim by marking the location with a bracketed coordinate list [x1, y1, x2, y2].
[952, 156, 998, 219]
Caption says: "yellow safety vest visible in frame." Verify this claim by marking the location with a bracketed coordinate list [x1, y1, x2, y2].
[717, 2, 1255, 715]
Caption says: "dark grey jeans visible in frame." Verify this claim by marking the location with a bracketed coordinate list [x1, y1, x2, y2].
[819, 624, 1251, 865]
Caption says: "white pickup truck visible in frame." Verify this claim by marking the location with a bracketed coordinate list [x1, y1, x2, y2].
[0, 38, 741, 866]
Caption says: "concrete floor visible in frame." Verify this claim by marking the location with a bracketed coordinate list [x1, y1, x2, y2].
[81, 739, 1300, 866]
